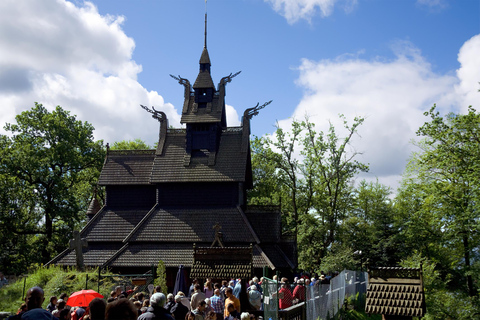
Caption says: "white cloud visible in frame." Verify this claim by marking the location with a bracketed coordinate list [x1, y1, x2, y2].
[276, 35, 479, 192]
[455, 34, 480, 113]
[416, 0, 448, 11]
[0, 0, 180, 146]
[226, 104, 241, 126]
[265, 0, 357, 24]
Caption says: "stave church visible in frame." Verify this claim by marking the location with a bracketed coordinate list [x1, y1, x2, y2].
[50, 13, 297, 287]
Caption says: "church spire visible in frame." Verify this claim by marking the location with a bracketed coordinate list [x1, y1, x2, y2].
[194, 0, 213, 89]
[204, 0, 207, 48]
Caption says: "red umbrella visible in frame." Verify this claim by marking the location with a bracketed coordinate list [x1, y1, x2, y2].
[67, 289, 104, 307]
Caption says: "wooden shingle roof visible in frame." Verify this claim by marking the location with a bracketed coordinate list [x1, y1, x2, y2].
[128, 206, 258, 243]
[193, 70, 215, 89]
[108, 243, 194, 268]
[199, 47, 211, 65]
[150, 130, 247, 183]
[259, 244, 296, 269]
[52, 243, 123, 267]
[98, 150, 155, 185]
[245, 206, 281, 243]
[86, 197, 101, 217]
[82, 208, 150, 242]
[180, 96, 223, 123]
[365, 267, 426, 318]
[98, 129, 247, 185]
[51, 242, 293, 270]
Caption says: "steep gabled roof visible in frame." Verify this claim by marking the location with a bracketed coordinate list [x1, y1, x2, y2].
[193, 70, 215, 89]
[127, 206, 259, 243]
[97, 129, 248, 185]
[245, 206, 281, 243]
[181, 96, 223, 123]
[98, 150, 155, 185]
[51, 242, 294, 270]
[199, 47, 211, 65]
[108, 243, 194, 268]
[51, 243, 123, 267]
[81, 208, 150, 242]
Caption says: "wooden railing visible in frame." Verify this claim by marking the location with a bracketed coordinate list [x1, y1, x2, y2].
[279, 302, 305, 320]
[248, 302, 306, 320]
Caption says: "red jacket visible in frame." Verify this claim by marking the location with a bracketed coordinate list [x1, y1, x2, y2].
[278, 287, 293, 309]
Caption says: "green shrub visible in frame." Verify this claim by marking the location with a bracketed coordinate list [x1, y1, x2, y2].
[154, 260, 167, 293]
[0, 266, 116, 314]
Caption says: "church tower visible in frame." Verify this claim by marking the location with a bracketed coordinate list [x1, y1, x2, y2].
[178, 13, 232, 167]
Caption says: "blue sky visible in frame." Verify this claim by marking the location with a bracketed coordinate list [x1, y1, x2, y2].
[0, 0, 479, 191]
[90, 0, 478, 131]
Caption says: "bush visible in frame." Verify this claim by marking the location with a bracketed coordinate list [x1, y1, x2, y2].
[154, 260, 167, 293]
[0, 266, 116, 314]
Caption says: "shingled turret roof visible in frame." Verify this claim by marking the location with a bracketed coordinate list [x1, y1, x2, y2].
[193, 48, 215, 89]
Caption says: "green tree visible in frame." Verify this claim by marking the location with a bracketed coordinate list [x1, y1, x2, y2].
[0, 174, 38, 274]
[341, 180, 400, 268]
[0, 103, 105, 265]
[248, 115, 368, 270]
[397, 105, 480, 298]
[300, 116, 368, 269]
[248, 136, 285, 207]
[250, 121, 307, 237]
[110, 139, 152, 150]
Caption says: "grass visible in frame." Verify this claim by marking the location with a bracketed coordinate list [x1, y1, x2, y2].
[0, 266, 117, 314]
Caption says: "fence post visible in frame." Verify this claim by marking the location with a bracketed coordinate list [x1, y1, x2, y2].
[97, 267, 101, 293]
[22, 276, 27, 300]
[276, 271, 280, 320]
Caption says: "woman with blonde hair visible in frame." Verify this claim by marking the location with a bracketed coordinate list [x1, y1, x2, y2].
[204, 280, 214, 298]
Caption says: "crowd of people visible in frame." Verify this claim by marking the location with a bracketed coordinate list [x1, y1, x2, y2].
[6, 274, 333, 320]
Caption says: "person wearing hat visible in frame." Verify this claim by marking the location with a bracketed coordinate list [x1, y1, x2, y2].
[138, 293, 174, 320]
[292, 279, 305, 303]
[319, 274, 329, 285]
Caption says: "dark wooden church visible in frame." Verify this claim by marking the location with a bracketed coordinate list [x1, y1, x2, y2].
[50, 24, 296, 286]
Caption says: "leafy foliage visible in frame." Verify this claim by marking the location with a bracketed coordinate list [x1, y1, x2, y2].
[154, 260, 168, 294]
[0, 266, 116, 314]
[249, 105, 480, 318]
[248, 115, 368, 271]
[398, 105, 480, 296]
[110, 139, 152, 150]
[0, 103, 105, 271]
